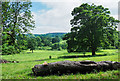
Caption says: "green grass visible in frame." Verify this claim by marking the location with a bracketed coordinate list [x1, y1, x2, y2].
[1, 49, 119, 79]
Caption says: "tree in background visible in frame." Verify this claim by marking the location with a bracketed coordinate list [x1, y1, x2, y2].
[52, 36, 60, 43]
[41, 36, 52, 46]
[36, 36, 42, 47]
[64, 3, 119, 55]
[2, 2, 35, 54]
[17, 34, 28, 51]
[27, 35, 38, 53]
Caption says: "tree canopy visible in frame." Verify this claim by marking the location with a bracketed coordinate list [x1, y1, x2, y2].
[64, 3, 119, 55]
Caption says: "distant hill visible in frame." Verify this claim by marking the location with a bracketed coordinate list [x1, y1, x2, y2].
[26, 32, 67, 38]
[39, 33, 67, 37]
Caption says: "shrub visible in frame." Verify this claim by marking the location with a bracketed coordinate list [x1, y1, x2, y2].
[39, 46, 51, 50]
[60, 42, 67, 49]
[51, 43, 61, 50]
[102, 46, 116, 49]
[58, 47, 62, 51]
[108, 46, 116, 49]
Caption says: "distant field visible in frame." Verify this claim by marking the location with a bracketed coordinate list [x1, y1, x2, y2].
[1, 49, 119, 79]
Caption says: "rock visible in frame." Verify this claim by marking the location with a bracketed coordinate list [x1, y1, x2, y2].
[0, 59, 9, 63]
[32, 60, 120, 76]
[0, 59, 19, 63]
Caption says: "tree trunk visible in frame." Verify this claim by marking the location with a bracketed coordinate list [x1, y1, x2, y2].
[92, 48, 95, 56]
[32, 60, 120, 76]
[32, 50, 33, 53]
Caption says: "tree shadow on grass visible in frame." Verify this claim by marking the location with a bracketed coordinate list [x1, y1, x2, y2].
[35, 58, 59, 62]
[62, 50, 105, 55]
[58, 54, 107, 59]
[19, 58, 59, 63]
[20, 53, 116, 63]
[58, 52, 117, 59]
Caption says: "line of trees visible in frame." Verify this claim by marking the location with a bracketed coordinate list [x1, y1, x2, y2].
[27, 35, 67, 53]
[2, 31, 67, 54]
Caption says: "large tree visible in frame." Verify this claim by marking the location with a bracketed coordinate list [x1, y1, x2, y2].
[2, 2, 35, 54]
[64, 3, 119, 55]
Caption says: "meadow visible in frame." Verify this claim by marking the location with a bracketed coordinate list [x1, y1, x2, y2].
[1, 49, 119, 79]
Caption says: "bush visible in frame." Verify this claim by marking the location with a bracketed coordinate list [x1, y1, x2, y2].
[39, 46, 51, 50]
[102, 46, 116, 49]
[58, 47, 62, 51]
[51, 43, 62, 50]
[108, 46, 116, 49]
[60, 42, 67, 49]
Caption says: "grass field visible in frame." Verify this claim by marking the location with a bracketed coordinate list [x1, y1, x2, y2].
[1, 49, 119, 79]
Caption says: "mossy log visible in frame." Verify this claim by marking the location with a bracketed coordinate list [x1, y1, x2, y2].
[32, 60, 120, 76]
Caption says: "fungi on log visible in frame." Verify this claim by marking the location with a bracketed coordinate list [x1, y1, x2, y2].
[32, 60, 120, 76]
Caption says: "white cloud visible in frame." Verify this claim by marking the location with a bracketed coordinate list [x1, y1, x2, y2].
[31, 0, 119, 34]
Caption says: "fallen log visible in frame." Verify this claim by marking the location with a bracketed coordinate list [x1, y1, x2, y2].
[32, 60, 120, 76]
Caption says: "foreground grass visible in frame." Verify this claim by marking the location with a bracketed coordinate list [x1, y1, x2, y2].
[1, 49, 119, 79]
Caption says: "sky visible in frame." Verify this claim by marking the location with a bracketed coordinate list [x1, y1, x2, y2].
[30, 0, 120, 34]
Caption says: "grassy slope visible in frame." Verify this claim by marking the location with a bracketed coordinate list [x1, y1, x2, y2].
[1, 49, 119, 79]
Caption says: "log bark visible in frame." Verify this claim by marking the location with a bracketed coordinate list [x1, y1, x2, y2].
[32, 60, 120, 76]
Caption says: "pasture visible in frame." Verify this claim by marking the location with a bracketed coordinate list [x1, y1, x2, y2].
[1, 49, 119, 79]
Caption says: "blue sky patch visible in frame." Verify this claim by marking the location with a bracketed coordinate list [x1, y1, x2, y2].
[31, 2, 52, 12]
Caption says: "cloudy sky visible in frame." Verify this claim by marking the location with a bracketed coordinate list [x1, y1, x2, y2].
[30, 0, 120, 34]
